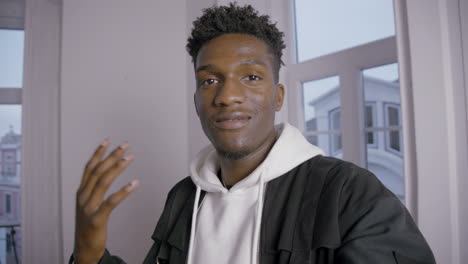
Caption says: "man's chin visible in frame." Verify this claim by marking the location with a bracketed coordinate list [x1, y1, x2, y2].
[216, 147, 251, 160]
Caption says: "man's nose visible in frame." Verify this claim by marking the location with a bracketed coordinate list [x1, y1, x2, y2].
[214, 78, 245, 106]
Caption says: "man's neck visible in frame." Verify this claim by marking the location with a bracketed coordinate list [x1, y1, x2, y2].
[218, 129, 277, 187]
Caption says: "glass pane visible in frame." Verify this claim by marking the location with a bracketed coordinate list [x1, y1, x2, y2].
[0, 29, 25, 88]
[0, 105, 22, 263]
[294, 0, 396, 62]
[303, 76, 340, 132]
[367, 132, 374, 145]
[365, 106, 372, 127]
[302, 76, 341, 157]
[6, 194, 11, 213]
[367, 132, 405, 202]
[388, 106, 399, 126]
[390, 131, 400, 151]
[365, 105, 375, 145]
[362, 63, 404, 202]
[0, 105, 21, 138]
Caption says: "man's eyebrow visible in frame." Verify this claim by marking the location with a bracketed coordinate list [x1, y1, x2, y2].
[196, 60, 267, 73]
[196, 64, 217, 73]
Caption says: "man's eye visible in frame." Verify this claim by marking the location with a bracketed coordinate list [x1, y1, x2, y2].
[247, 75, 261, 81]
[200, 79, 218, 86]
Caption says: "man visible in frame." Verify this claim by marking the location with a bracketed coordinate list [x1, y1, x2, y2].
[72, 3, 435, 264]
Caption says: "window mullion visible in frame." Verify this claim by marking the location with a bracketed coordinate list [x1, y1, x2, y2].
[340, 68, 366, 167]
[0, 89, 22, 104]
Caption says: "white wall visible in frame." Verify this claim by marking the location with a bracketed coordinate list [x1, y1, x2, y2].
[186, 0, 214, 161]
[60, 1, 189, 263]
[406, 0, 468, 263]
[459, 2, 468, 262]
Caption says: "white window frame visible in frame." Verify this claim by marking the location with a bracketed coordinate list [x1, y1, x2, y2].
[283, 0, 417, 217]
[328, 107, 342, 155]
[288, 38, 397, 165]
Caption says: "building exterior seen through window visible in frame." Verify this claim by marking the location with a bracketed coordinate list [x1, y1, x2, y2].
[363, 64, 404, 201]
[302, 76, 342, 158]
[0, 29, 23, 264]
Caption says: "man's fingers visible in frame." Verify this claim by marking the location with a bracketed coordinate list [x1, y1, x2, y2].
[80, 138, 110, 189]
[96, 180, 140, 219]
[93, 141, 130, 176]
[79, 142, 130, 202]
[87, 153, 135, 209]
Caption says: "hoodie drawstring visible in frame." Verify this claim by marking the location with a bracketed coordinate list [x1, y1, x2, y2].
[187, 185, 201, 264]
[251, 169, 266, 264]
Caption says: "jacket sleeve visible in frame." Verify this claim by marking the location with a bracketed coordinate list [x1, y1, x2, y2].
[67, 249, 126, 264]
[334, 167, 436, 264]
[98, 250, 127, 264]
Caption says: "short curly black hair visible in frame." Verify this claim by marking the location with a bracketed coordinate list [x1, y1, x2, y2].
[186, 3, 286, 82]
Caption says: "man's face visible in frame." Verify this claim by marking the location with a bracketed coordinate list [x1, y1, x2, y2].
[194, 33, 284, 159]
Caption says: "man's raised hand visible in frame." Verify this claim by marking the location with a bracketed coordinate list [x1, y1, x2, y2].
[73, 139, 139, 264]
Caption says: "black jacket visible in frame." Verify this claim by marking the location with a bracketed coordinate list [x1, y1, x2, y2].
[96, 156, 435, 264]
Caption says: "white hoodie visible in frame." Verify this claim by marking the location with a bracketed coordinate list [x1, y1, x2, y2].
[187, 123, 324, 264]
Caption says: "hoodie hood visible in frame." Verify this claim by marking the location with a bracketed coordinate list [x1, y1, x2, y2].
[190, 122, 324, 193]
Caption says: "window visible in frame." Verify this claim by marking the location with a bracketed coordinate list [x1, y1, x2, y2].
[292, 1, 405, 201]
[0, 26, 23, 262]
[385, 103, 402, 154]
[6, 233, 11, 253]
[5, 165, 14, 176]
[365, 103, 377, 147]
[5, 153, 13, 162]
[5, 193, 11, 214]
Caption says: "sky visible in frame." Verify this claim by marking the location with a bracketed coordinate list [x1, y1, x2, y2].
[295, 0, 395, 62]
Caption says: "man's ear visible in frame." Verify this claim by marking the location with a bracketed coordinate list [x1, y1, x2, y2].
[275, 84, 285, 111]
[194, 93, 200, 116]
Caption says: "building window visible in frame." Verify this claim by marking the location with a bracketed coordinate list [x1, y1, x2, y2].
[6, 165, 14, 176]
[384, 103, 402, 154]
[5, 193, 11, 214]
[6, 233, 11, 253]
[365, 103, 377, 147]
[5, 152, 14, 162]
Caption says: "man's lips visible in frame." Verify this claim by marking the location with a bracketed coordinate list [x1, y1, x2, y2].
[212, 112, 251, 130]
